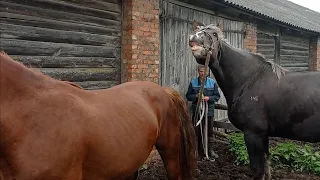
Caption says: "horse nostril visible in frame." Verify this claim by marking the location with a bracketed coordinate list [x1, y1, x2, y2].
[189, 41, 196, 48]
[191, 45, 200, 51]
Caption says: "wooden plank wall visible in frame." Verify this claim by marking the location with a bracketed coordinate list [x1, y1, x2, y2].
[280, 35, 310, 72]
[0, 0, 122, 89]
[256, 32, 276, 62]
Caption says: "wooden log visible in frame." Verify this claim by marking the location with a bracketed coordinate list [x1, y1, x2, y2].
[0, 1, 121, 28]
[1, 12, 118, 35]
[212, 139, 229, 145]
[256, 44, 275, 49]
[32, 0, 122, 14]
[212, 129, 229, 138]
[256, 49, 276, 54]
[284, 67, 309, 72]
[1, 23, 120, 46]
[215, 103, 228, 110]
[75, 81, 119, 90]
[7, 0, 121, 14]
[11, 56, 120, 68]
[280, 49, 309, 56]
[281, 36, 309, 44]
[280, 62, 308, 67]
[40, 68, 119, 82]
[217, 118, 229, 122]
[1, 39, 120, 58]
[213, 121, 241, 132]
[280, 42, 309, 51]
[280, 56, 309, 62]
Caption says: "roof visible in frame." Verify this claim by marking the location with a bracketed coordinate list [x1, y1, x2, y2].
[221, 0, 320, 33]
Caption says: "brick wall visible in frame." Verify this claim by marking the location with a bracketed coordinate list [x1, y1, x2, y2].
[244, 22, 257, 53]
[310, 36, 320, 71]
[122, 0, 160, 83]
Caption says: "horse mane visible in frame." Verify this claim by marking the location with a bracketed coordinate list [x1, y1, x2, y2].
[0, 50, 7, 56]
[252, 53, 288, 80]
[1, 50, 84, 90]
[207, 26, 288, 80]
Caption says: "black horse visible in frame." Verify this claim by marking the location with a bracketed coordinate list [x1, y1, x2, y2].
[188, 21, 320, 180]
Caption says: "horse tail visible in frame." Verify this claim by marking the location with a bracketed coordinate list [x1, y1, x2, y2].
[162, 87, 197, 179]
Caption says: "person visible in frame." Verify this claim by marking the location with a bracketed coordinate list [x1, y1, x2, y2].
[186, 64, 221, 160]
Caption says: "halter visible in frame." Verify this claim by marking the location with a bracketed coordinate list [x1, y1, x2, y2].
[192, 27, 217, 161]
[193, 27, 220, 124]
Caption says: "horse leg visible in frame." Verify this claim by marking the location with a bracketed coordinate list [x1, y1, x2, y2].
[244, 130, 268, 180]
[208, 116, 218, 159]
[264, 153, 271, 180]
[156, 135, 181, 180]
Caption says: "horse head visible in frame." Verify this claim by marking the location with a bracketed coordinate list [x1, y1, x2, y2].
[188, 21, 230, 94]
[188, 21, 223, 66]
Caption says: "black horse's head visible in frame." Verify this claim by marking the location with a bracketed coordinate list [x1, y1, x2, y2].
[188, 21, 223, 65]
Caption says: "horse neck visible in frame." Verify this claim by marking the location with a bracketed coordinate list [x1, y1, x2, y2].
[1, 55, 47, 98]
[210, 41, 266, 105]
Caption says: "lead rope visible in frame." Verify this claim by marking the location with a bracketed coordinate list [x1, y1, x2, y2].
[196, 100, 209, 159]
[193, 50, 212, 160]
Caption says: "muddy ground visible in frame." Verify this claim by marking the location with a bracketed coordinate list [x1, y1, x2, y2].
[137, 138, 320, 180]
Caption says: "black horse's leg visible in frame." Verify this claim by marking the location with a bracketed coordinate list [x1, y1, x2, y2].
[244, 131, 268, 180]
[264, 139, 271, 180]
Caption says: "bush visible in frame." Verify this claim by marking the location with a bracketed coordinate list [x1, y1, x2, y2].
[227, 132, 320, 175]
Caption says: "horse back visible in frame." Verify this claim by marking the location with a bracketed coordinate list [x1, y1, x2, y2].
[261, 72, 320, 140]
[229, 72, 320, 134]
[80, 81, 174, 179]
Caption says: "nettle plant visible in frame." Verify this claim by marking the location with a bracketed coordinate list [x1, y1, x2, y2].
[227, 132, 320, 175]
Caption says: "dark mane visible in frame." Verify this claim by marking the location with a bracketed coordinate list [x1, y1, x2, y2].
[209, 26, 288, 80]
[252, 52, 288, 80]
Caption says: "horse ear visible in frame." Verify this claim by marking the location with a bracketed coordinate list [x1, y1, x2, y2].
[216, 17, 223, 29]
[192, 20, 205, 32]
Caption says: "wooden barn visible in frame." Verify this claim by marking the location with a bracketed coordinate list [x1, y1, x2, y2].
[1, 0, 122, 89]
[1, 0, 320, 120]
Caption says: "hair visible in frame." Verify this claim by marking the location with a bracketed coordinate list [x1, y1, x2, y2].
[197, 64, 205, 71]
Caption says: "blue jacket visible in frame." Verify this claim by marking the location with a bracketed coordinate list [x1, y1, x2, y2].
[186, 77, 220, 116]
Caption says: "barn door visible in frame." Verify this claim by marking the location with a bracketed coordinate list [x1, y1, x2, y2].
[160, 0, 244, 121]
[160, 0, 218, 95]
[222, 19, 244, 49]
[1, 0, 122, 89]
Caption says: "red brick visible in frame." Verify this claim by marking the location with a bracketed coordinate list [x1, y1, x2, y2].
[310, 37, 320, 71]
[244, 22, 257, 53]
[122, 0, 160, 83]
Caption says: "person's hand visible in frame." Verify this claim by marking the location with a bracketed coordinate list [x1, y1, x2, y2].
[203, 96, 209, 102]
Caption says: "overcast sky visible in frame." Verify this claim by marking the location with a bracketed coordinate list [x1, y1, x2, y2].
[288, 0, 320, 13]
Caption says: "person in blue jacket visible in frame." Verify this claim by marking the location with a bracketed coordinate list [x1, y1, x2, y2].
[186, 65, 221, 160]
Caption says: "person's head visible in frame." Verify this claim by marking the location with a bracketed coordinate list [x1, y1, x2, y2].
[198, 65, 206, 78]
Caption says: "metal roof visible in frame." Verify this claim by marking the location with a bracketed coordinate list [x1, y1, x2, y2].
[221, 0, 320, 33]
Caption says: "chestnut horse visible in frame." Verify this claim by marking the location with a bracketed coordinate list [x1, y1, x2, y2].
[0, 51, 196, 180]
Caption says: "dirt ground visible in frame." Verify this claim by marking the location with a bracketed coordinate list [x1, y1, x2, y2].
[137, 139, 320, 180]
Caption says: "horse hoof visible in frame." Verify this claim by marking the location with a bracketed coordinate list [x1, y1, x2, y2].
[203, 157, 216, 162]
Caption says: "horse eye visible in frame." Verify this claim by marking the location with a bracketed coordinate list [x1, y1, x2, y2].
[213, 33, 218, 37]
